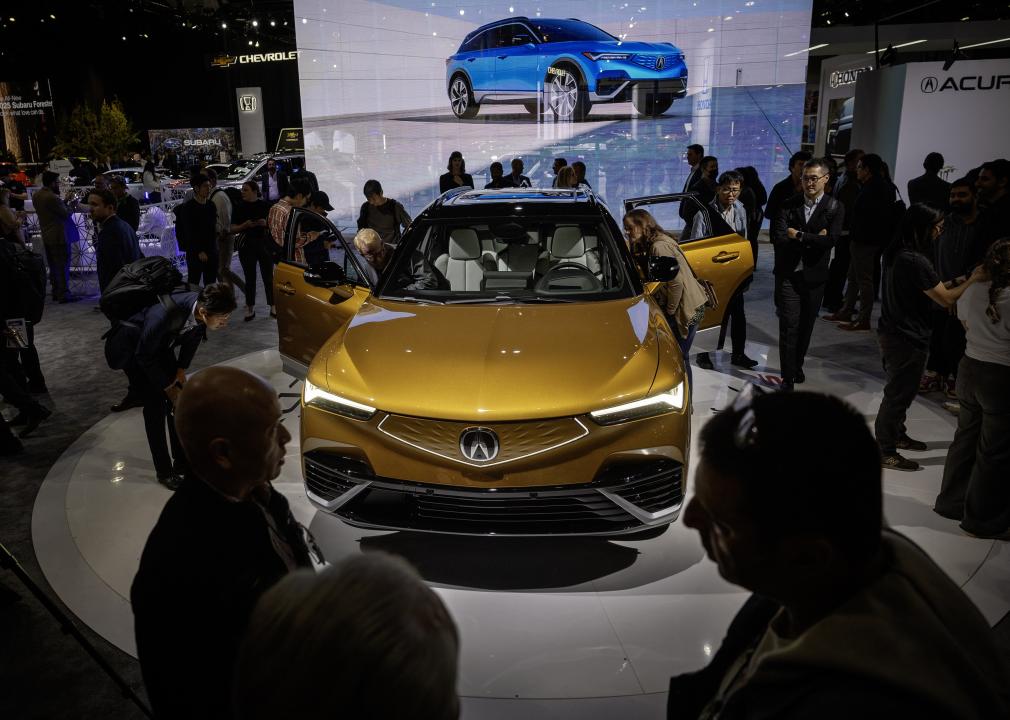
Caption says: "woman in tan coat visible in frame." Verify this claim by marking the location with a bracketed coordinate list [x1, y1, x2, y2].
[623, 208, 708, 387]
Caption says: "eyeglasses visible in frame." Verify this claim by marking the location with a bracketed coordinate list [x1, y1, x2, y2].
[801, 174, 828, 184]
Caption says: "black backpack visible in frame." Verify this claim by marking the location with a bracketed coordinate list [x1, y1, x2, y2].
[100, 256, 186, 323]
[1, 241, 47, 324]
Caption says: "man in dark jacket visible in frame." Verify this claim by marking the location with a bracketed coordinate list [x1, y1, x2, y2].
[105, 283, 235, 488]
[173, 173, 218, 285]
[672, 389, 1010, 720]
[356, 179, 412, 246]
[972, 158, 1010, 266]
[131, 367, 315, 719]
[260, 158, 290, 203]
[289, 156, 319, 193]
[32, 171, 79, 303]
[109, 175, 142, 231]
[88, 188, 142, 291]
[764, 151, 811, 232]
[771, 158, 843, 390]
[907, 152, 950, 212]
[822, 149, 864, 313]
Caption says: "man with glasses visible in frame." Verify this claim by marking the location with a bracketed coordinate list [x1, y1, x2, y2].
[771, 158, 844, 390]
[670, 387, 1010, 718]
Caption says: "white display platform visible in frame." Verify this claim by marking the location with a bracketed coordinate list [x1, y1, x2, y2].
[32, 346, 1010, 719]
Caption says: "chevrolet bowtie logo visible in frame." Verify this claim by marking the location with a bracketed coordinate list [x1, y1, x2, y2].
[459, 427, 500, 462]
[212, 54, 238, 68]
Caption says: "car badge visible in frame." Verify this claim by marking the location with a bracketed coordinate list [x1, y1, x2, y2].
[459, 427, 500, 462]
[656, 56, 666, 70]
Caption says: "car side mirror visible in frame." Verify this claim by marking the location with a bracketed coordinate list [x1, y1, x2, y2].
[648, 255, 680, 282]
[304, 261, 346, 288]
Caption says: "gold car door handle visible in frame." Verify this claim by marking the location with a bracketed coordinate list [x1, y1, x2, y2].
[279, 282, 296, 296]
[713, 251, 740, 263]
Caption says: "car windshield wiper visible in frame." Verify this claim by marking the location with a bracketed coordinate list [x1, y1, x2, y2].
[523, 296, 576, 303]
[386, 296, 445, 305]
[445, 295, 519, 305]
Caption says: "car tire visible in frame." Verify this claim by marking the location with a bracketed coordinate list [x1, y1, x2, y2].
[544, 64, 590, 121]
[633, 92, 674, 116]
[523, 101, 542, 115]
[449, 75, 479, 119]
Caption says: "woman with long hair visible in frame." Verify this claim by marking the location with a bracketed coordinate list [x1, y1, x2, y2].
[439, 151, 473, 194]
[935, 238, 1010, 538]
[143, 160, 161, 204]
[874, 203, 983, 471]
[623, 208, 708, 388]
[556, 166, 578, 189]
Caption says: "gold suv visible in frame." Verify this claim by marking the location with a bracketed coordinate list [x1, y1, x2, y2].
[275, 188, 752, 535]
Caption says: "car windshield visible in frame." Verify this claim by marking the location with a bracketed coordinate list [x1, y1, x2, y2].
[531, 19, 617, 43]
[219, 158, 262, 180]
[377, 215, 634, 303]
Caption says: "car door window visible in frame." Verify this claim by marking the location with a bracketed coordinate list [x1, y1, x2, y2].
[287, 209, 370, 287]
[493, 25, 523, 49]
[461, 32, 486, 52]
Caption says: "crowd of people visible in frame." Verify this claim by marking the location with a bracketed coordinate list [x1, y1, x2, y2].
[2, 141, 1010, 718]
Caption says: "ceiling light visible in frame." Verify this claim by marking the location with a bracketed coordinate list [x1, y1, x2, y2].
[221, 22, 227, 29]
[707, 27, 714, 32]
[252, 19, 258, 27]
[783, 43, 829, 57]
[248, 40, 254, 46]
[301, 18, 307, 24]
[961, 16, 970, 21]
[960, 36, 1010, 49]
[49, 13, 55, 19]
[255, 41, 260, 47]
[270, 20, 276, 26]
[724, 16, 733, 20]
[866, 39, 927, 54]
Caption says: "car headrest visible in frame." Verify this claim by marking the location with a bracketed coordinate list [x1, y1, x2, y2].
[449, 228, 481, 260]
[551, 226, 585, 258]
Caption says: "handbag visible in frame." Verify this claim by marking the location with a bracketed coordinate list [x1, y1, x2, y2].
[232, 231, 247, 252]
[682, 254, 719, 310]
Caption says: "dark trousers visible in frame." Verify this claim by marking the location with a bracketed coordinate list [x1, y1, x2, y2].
[43, 239, 71, 300]
[875, 331, 928, 455]
[125, 359, 183, 477]
[841, 241, 877, 323]
[239, 239, 275, 307]
[774, 273, 824, 383]
[936, 356, 1010, 535]
[0, 364, 34, 449]
[723, 291, 747, 356]
[823, 234, 850, 311]
[674, 322, 698, 389]
[186, 249, 218, 286]
[926, 310, 966, 378]
[3, 322, 45, 390]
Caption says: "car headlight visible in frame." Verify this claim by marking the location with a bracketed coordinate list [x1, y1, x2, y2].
[303, 379, 376, 421]
[589, 383, 685, 425]
[582, 51, 631, 61]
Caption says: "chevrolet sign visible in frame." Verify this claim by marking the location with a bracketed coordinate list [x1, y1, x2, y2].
[212, 51, 298, 68]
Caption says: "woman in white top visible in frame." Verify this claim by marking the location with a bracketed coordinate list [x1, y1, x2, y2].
[143, 161, 161, 204]
[936, 238, 1010, 539]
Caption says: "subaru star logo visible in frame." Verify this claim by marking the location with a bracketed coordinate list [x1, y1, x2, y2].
[921, 76, 938, 93]
[459, 427, 500, 462]
[656, 56, 666, 70]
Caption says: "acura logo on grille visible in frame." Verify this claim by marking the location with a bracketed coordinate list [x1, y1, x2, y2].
[459, 427, 500, 462]
[656, 56, 666, 70]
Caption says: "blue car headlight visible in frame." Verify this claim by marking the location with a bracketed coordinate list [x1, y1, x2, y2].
[582, 51, 631, 61]
[304, 379, 376, 421]
[589, 383, 686, 425]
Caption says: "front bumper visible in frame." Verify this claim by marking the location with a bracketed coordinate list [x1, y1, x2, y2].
[591, 77, 688, 103]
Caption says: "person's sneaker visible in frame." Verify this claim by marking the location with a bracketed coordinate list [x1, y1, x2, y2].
[840, 320, 872, 332]
[882, 453, 920, 471]
[17, 405, 52, 438]
[730, 353, 759, 369]
[943, 376, 958, 399]
[896, 435, 928, 451]
[111, 394, 144, 413]
[794, 369, 805, 384]
[918, 371, 941, 394]
[822, 311, 853, 323]
[695, 352, 715, 370]
[156, 473, 183, 491]
[942, 400, 961, 415]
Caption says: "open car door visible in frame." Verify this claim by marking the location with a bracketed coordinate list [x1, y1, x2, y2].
[624, 193, 754, 330]
[274, 208, 374, 378]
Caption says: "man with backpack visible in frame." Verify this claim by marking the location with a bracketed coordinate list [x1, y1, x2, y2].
[103, 268, 236, 489]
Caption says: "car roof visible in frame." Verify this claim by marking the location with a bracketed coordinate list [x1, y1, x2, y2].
[425, 187, 608, 220]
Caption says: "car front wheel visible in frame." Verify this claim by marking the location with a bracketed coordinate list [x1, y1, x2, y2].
[545, 65, 590, 121]
[449, 76, 479, 119]
[633, 92, 674, 116]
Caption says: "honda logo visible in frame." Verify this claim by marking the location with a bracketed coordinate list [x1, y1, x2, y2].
[459, 427, 500, 462]
[921, 76, 938, 93]
[239, 95, 258, 112]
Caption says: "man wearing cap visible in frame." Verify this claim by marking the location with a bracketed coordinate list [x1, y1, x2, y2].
[109, 175, 141, 231]
[301, 191, 336, 266]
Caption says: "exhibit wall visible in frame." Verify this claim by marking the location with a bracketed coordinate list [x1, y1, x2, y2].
[294, 0, 815, 227]
[0, 80, 56, 164]
[148, 127, 237, 168]
[814, 54, 873, 158]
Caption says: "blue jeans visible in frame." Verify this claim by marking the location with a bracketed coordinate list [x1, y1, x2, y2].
[673, 321, 698, 389]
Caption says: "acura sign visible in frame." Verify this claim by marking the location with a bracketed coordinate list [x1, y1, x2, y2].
[920, 74, 1010, 93]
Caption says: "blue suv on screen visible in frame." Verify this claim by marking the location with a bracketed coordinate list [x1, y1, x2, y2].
[446, 17, 688, 121]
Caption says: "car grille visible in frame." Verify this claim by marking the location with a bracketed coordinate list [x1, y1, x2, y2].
[631, 54, 680, 70]
[303, 451, 682, 535]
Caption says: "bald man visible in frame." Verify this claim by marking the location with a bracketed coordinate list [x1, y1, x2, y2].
[131, 367, 316, 720]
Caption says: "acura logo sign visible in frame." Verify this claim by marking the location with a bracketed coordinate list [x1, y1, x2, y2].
[459, 427, 500, 462]
[656, 56, 665, 70]
[921, 76, 938, 93]
[920, 74, 1010, 93]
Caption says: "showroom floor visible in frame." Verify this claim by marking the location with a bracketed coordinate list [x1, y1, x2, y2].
[2, 249, 1009, 719]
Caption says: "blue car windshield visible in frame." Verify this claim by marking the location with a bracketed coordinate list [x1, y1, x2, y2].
[531, 20, 617, 43]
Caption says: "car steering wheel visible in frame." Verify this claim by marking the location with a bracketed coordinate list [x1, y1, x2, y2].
[534, 262, 603, 293]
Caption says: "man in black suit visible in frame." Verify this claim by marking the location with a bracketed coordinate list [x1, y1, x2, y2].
[680, 144, 705, 222]
[772, 158, 845, 390]
[109, 175, 141, 231]
[765, 151, 812, 232]
[907, 152, 950, 212]
[105, 283, 236, 488]
[88, 188, 142, 291]
[260, 158, 290, 203]
[506, 158, 532, 188]
[289, 156, 319, 193]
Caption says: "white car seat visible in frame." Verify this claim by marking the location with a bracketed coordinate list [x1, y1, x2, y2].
[434, 228, 486, 291]
[497, 231, 542, 274]
[542, 225, 602, 275]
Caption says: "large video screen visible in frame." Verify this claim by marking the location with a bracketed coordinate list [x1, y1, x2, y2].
[294, 0, 814, 231]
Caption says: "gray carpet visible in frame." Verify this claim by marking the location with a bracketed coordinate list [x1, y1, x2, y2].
[1, 250, 1007, 719]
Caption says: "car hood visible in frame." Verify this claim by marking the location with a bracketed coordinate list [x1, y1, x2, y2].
[320, 296, 671, 421]
[565, 40, 680, 55]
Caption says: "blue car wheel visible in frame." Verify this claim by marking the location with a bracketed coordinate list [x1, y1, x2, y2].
[545, 64, 590, 121]
[449, 75, 479, 119]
